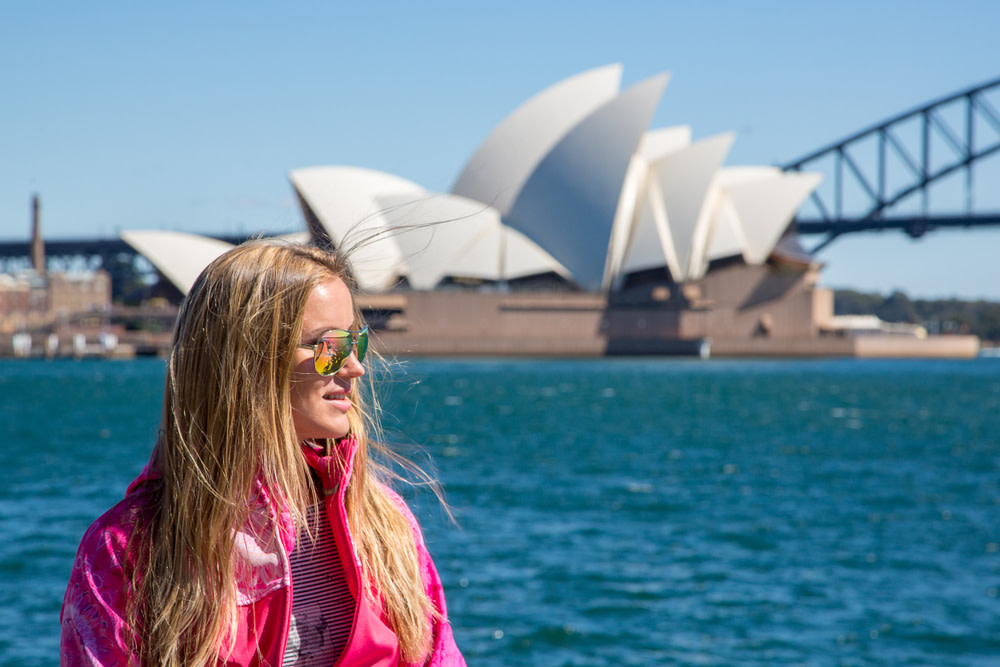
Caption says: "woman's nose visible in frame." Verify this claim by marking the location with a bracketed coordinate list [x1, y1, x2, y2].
[338, 351, 365, 378]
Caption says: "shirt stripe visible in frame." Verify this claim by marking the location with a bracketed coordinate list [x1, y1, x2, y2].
[282, 503, 354, 666]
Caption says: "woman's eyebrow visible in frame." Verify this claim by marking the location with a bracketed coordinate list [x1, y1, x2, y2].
[302, 324, 354, 340]
[302, 326, 336, 340]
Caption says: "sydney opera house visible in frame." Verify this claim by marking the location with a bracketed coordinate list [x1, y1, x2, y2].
[123, 65, 977, 358]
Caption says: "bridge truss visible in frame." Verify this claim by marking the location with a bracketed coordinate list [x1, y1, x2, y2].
[784, 76, 1000, 252]
[0, 236, 256, 302]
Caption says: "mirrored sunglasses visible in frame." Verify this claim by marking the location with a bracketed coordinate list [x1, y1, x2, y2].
[298, 326, 369, 376]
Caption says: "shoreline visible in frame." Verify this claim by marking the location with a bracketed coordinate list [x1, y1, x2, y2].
[0, 331, 981, 361]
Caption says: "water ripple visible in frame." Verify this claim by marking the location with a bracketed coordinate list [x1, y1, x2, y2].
[5, 357, 1000, 666]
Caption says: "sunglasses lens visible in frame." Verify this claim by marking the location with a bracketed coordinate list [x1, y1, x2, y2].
[311, 328, 369, 376]
[356, 328, 369, 363]
[314, 336, 350, 376]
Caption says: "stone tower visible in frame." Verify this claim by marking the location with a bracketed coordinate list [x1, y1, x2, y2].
[30, 194, 45, 275]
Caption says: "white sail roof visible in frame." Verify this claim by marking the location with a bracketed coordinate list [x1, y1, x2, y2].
[640, 133, 735, 281]
[612, 126, 692, 280]
[290, 166, 425, 291]
[291, 166, 568, 290]
[725, 171, 824, 265]
[120, 230, 233, 295]
[285, 65, 822, 292]
[372, 192, 565, 288]
[451, 64, 623, 216]
[505, 73, 670, 291]
[701, 167, 784, 267]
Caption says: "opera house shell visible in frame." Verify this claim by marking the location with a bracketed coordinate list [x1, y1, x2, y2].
[126, 65, 846, 357]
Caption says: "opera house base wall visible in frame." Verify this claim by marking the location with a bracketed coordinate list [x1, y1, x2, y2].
[708, 336, 979, 358]
[362, 291, 608, 357]
[610, 262, 822, 341]
[357, 264, 980, 360]
[852, 335, 979, 358]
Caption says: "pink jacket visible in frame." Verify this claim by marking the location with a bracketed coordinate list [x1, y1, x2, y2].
[60, 436, 465, 666]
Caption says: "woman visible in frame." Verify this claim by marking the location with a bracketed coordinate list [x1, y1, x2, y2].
[60, 240, 465, 666]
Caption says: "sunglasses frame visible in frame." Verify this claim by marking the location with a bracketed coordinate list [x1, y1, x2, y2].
[297, 325, 369, 376]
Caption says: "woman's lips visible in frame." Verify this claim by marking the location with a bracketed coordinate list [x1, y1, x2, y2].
[322, 387, 351, 409]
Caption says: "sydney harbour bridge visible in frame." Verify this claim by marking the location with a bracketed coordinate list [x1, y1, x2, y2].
[785, 75, 1000, 253]
[2, 75, 999, 300]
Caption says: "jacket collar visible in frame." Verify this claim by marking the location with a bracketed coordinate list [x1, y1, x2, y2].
[299, 434, 360, 498]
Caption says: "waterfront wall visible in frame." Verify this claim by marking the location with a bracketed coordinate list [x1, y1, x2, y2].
[357, 261, 980, 359]
[0, 259, 980, 359]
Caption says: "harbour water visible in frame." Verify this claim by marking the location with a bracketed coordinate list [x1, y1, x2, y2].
[2, 357, 999, 665]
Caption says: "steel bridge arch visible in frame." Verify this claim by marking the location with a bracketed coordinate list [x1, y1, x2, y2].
[783, 76, 1000, 252]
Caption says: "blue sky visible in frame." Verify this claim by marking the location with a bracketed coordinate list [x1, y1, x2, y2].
[3, 1, 999, 299]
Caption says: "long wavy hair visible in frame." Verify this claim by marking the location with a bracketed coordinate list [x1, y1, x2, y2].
[128, 239, 434, 665]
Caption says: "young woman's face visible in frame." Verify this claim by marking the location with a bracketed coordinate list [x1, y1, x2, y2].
[289, 276, 365, 442]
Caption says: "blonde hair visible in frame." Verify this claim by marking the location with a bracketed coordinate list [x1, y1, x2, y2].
[129, 239, 434, 665]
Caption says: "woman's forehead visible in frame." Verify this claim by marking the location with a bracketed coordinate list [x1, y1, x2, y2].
[300, 276, 355, 336]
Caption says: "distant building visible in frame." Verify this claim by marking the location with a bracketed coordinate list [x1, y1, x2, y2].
[0, 274, 32, 314]
[0, 268, 112, 332]
[1, 195, 113, 334]
[48, 270, 112, 317]
[822, 314, 928, 338]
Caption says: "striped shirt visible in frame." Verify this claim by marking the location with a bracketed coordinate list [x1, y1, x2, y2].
[282, 503, 354, 666]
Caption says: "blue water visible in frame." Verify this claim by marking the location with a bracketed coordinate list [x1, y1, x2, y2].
[2, 357, 999, 666]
